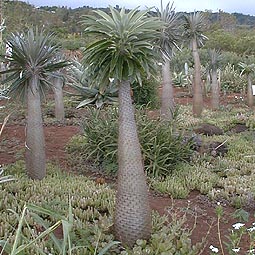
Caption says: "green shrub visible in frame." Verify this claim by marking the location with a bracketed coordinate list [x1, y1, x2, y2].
[122, 212, 205, 255]
[61, 38, 85, 51]
[172, 71, 191, 87]
[221, 63, 246, 93]
[150, 162, 219, 198]
[0, 162, 117, 254]
[138, 113, 194, 177]
[0, 202, 119, 255]
[67, 107, 194, 177]
[0, 168, 15, 184]
[132, 76, 159, 109]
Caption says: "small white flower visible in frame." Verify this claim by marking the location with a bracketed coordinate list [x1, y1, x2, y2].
[232, 247, 240, 252]
[217, 201, 221, 205]
[158, 62, 163, 66]
[209, 245, 219, 253]
[247, 226, 255, 232]
[109, 78, 114, 82]
[232, 223, 245, 229]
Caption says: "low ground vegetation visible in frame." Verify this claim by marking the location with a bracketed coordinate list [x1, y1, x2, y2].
[1, 94, 255, 254]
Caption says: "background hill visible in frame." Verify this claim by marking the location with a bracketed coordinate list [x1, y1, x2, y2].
[2, 1, 255, 54]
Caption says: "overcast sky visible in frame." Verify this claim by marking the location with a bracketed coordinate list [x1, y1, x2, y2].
[25, 0, 255, 16]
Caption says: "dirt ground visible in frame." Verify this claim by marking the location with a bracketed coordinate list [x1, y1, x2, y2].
[0, 89, 254, 254]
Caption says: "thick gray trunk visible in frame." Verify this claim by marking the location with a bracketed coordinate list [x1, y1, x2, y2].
[0, 62, 6, 81]
[53, 77, 65, 122]
[211, 70, 220, 110]
[25, 76, 46, 180]
[192, 39, 203, 117]
[160, 56, 174, 121]
[114, 80, 151, 247]
[247, 75, 253, 107]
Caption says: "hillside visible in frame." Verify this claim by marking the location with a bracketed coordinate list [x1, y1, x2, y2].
[4, 1, 255, 33]
[2, 1, 255, 53]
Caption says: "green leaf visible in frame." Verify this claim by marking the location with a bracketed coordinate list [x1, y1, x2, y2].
[232, 208, 250, 222]
[14, 221, 61, 254]
[77, 98, 96, 108]
[98, 241, 120, 255]
[0, 240, 12, 254]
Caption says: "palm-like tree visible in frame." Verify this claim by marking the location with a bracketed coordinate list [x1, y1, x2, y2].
[2, 28, 68, 180]
[81, 7, 162, 246]
[183, 12, 207, 117]
[155, 1, 181, 121]
[239, 62, 255, 107]
[208, 49, 222, 110]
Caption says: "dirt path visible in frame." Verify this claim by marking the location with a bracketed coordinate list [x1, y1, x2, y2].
[0, 124, 80, 168]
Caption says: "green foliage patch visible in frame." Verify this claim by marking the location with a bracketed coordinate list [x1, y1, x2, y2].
[67, 107, 194, 177]
[150, 162, 219, 198]
[132, 76, 159, 109]
[0, 161, 205, 254]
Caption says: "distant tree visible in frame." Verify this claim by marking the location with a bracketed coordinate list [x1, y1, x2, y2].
[53, 76, 65, 121]
[183, 12, 207, 117]
[204, 30, 235, 52]
[239, 62, 255, 107]
[208, 49, 222, 110]
[155, 1, 181, 121]
[218, 10, 237, 31]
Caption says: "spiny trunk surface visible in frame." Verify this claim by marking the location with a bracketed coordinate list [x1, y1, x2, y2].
[114, 80, 151, 247]
[211, 70, 220, 110]
[160, 57, 175, 121]
[192, 39, 203, 117]
[25, 76, 46, 180]
[53, 77, 65, 122]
